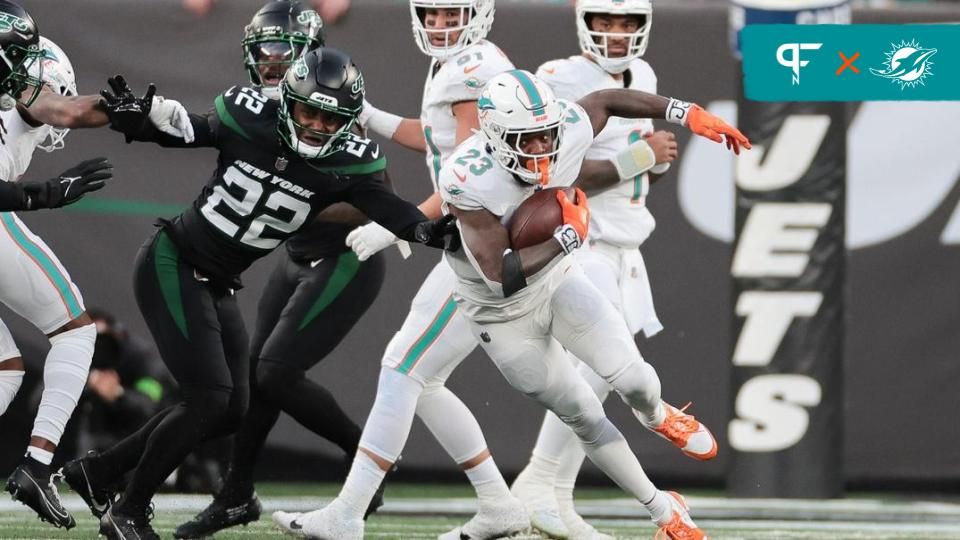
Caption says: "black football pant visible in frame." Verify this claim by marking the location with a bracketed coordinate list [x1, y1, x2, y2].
[92, 230, 249, 512]
[222, 250, 385, 496]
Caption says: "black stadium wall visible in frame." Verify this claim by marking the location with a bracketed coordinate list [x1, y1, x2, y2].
[2, 0, 958, 489]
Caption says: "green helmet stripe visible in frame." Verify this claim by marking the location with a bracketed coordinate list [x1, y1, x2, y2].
[509, 70, 545, 117]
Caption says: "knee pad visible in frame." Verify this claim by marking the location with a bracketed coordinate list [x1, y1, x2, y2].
[607, 359, 661, 413]
[256, 359, 304, 402]
[0, 370, 24, 415]
[358, 368, 424, 462]
[32, 323, 96, 444]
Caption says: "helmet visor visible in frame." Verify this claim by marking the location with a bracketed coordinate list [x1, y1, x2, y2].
[244, 37, 311, 88]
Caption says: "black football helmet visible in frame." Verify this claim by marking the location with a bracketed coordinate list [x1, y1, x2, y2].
[278, 47, 364, 159]
[243, 1, 324, 99]
[0, 0, 42, 109]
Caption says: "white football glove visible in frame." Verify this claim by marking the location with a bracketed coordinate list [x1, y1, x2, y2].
[346, 222, 398, 261]
[149, 96, 194, 143]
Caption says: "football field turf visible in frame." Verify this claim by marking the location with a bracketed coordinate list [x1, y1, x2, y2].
[2, 483, 958, 539]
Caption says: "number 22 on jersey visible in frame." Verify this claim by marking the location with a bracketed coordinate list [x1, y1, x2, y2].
[201, 166, 311, 249]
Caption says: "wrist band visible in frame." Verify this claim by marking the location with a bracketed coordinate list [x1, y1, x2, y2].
[665, 98, 692, 126]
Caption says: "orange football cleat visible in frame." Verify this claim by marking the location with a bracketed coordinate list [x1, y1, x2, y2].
[639, 402, 718, 461]
[654, 492, 708, 540]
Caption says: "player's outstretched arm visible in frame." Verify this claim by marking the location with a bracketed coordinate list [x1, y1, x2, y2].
[101, 76, 207, 147]
[0, 157, 112, 211]
[359, 99, 426, 153]
[578, 89, 751, 154]
[20, 88, 109, 129]
[345, 191, 443, 261]
[345, 174, 458, 251]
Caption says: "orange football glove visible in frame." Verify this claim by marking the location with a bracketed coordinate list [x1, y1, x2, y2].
[687, 105, 752, 155]
[557, 187, 590, 242]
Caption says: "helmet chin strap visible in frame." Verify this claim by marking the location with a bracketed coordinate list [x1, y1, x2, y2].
[261, 85, 281, 100]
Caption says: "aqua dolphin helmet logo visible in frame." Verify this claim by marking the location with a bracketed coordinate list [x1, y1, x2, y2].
[870, 39, 937, 90]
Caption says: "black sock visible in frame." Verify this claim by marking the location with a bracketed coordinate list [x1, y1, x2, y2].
[221, 388, 279, 500]
[119, 389, 232, 512]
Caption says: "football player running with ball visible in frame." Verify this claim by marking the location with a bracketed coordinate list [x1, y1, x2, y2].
[163, 3, 392, 537]
[511, 2, 718, 538]
[281, 1, 542, 539]
[437, 71, 740, 539]
[57, 48, 458, 540]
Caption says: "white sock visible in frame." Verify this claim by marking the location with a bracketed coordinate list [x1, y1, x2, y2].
[554, 441, 586, 505]
[0, 370, 24, 415]
[26, 446, 53, 465]
[644, 490, 674, 525]
[464, 456, 511, 503]
[581, 420, 658, 505]
[31, 324, 95, 445]
[339, 451, 386, 518]
[640, 401, 667, 428]
[516, 410, 571, 490]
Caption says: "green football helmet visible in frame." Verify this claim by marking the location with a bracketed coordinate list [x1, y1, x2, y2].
[278, 47, 364, 159]
[243, 0, 324, 100]
[0, 0, 43, 110]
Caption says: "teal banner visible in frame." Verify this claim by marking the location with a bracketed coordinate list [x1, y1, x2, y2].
[742, 24, 960, 101]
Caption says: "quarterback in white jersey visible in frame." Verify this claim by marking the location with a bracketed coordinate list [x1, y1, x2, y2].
[438, 70, 748, 539]
[511, 2, 709, 538]
[273, 2, 535, 540]
[0, 1, 192, 528]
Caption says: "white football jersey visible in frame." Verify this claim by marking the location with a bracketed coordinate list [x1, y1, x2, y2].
[0, 108, 53, 183]
[421, 39, 514, 192]
[537, 55, 658, 248]
[439, 100, 595, 322]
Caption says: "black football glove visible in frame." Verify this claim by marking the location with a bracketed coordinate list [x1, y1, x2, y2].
[414, 213, 461, 252]
[22, 157, 113, 210]
[100, 75, 156, 143]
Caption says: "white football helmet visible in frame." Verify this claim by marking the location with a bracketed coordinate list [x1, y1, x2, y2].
[410, 0, 494, 61]
[576, 0, 652, 74]
[477, 70, 564, 185]
[30, 37, 77, 152]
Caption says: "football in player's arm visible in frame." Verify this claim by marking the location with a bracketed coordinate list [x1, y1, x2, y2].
[450, 85, 748, 297]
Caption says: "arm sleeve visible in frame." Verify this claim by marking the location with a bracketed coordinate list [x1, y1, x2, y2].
[0, 182, 25, 211]
[345, 173, 427, 242]
[124, 110, 218, 148]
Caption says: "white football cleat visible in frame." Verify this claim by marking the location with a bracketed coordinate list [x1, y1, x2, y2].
[272, 499, 363, 540]
[438, 496, 531, 540]
[272, 510, 307, 537]
[510, 468, 569, 539]
[556, 489, 614, 540]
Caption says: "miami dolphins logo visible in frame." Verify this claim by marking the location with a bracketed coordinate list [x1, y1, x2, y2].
[870, 39, 937, 90]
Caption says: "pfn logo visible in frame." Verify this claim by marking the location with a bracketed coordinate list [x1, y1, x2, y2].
[777, 43, 823, 85]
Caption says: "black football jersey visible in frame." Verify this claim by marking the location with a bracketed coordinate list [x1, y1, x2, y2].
[137, 85, 425, 286]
